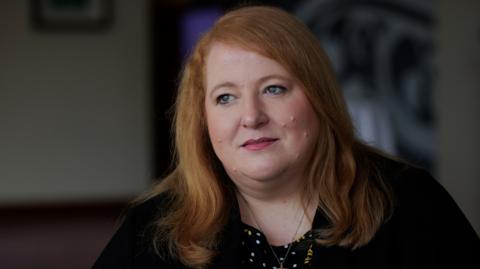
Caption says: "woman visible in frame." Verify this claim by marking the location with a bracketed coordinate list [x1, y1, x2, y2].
[93, 6, 480, 269]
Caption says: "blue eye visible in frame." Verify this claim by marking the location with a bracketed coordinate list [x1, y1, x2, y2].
[265, 85, 287, 95]
[216, 94, 235, 104]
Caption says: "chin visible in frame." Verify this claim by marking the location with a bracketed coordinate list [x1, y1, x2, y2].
[237, 165, 288, 181]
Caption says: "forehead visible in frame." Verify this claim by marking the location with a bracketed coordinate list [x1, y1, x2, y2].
[205, 42, 278, 69]
[204, 42, 292, 88]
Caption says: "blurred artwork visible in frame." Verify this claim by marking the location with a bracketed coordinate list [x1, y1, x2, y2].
[31, 0, 113, 31]
[293, 0, 436, 170]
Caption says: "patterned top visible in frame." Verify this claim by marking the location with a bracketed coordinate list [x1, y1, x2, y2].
[240, 222, 314, 269]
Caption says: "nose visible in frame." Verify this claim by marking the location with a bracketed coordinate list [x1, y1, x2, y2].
[240, 96, 268, 129]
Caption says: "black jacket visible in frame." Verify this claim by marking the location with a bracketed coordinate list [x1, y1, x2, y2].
[93, 160, 480, 268]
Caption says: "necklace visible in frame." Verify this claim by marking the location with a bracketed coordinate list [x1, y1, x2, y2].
[238, 194, 306, 269]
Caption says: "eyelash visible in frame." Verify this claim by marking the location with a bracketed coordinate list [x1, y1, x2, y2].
[264, 85, 287, 95]
[216, 94, 235, 104]
[215, 85, 287, 105]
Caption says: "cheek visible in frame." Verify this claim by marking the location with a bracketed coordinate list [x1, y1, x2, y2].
[206, 111, 235, 147]
[283, 108, 320, 164]
[206, 120, 225, 164]
[281, 100, 319, 140]
[207, 118, 221, 144]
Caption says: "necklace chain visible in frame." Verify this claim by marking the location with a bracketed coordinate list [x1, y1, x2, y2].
[238, 193, 306, 269]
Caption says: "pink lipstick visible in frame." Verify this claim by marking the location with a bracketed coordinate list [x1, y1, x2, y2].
[241, 137, 278, 151]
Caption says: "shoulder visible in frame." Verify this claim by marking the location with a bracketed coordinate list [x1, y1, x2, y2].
[371, 156, 447, 206]
[372, 156, 461, 218]
[92, 192, 178, 269]
[370, 156, 480, 264]
[124, 192, 175, 254]
[366, 154, 477, 236]
[354, 155, 480, 266]
[128, 192, 173, 227]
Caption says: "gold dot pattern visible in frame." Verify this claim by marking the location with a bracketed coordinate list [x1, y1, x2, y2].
[240, 224, 314, 268]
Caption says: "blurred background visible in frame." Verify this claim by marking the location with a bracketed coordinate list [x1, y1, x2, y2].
[0, 0, 478, 268]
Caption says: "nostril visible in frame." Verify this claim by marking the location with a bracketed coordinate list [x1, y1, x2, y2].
[240, 99, 269, 128]
[241, 113, 268, 128]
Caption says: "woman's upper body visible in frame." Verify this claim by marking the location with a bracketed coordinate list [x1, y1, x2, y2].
[93, 5, 480, 269]
[93, 157, 480, 268]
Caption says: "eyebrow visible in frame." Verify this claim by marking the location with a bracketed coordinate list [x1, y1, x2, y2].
[208, 74, 292, 98]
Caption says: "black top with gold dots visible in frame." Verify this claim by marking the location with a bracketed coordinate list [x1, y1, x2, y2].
[240, 222, 314, 269]
[93, 161, 480, 268]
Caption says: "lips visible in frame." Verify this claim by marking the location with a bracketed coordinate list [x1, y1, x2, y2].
[241, 137, 278, 150]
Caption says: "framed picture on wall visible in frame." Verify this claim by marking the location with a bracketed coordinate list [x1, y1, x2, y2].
[31, 0, 114, 32]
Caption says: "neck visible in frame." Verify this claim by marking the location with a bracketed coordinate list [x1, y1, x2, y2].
[236, 181, 302, 203]
[236, 187, 317, 246]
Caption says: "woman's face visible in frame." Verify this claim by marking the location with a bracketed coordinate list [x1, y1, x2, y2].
[204, 42, 320, 186]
